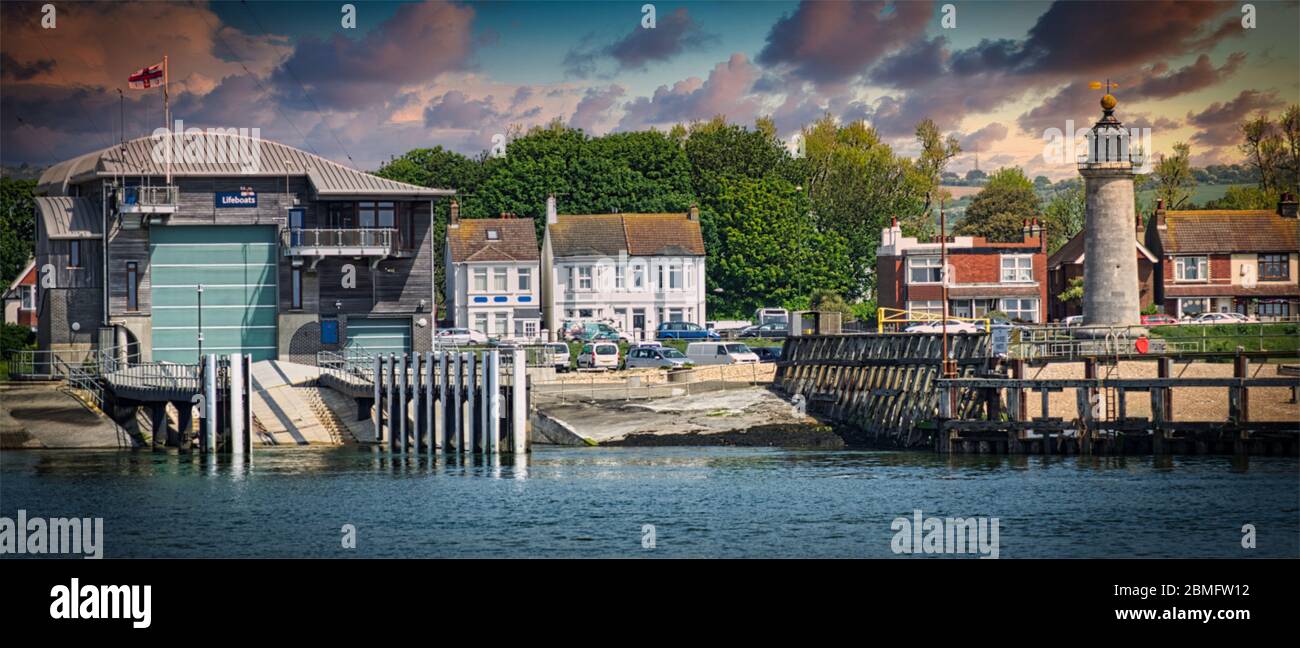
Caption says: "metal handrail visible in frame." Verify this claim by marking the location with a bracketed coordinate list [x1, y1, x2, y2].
[116, 185, 178, 207]
[283, 228, 396, 250]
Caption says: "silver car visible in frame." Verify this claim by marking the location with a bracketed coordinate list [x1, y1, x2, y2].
[624, 346, 691, 369]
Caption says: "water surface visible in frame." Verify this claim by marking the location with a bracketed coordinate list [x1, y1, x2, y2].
[2, 447, 1296, 558]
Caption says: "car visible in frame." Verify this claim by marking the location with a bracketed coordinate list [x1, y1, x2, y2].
[1061, 315, 1084, 327]
[739, 322, 789, 338]
[435, 328, 488, 345]
[624, 346, 692, 369]
[542, 342, 571, 372]
[685, 342, 760, 365]
[1140, 314, 1178, 326]
[576, 342, 620, 370]
[1191, 312, 1255, 324]
[562, 321, 632, 343]
[903, 320, 980, 334]
[656, 321, 720, 340]
[752, 346, 783, 363]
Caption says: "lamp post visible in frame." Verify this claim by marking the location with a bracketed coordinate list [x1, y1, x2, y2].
[940, 197, 956, 379]
[196, 284, 204, 362]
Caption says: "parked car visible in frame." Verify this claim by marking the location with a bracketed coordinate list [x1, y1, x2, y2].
[563, 321, 632, 343]
[904, 320, 980, 334]
[739, 322, 789, 338]
[576, 342, 620, 370]
[1061, 315, 1083, 327]
[1140, 314, 1178, 326]
[625, 346, 692, 369]
[656, 321, 720, 340]
[543, 342, 571, 372]
[435, 328, 489, 345]
[1191, 312, 1255, 324]
[752, 346, 783, 363]
[685, 342, 760, 365]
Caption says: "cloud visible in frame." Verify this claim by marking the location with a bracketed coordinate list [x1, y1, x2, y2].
[617, 54, 759, 130]
[1187, 89, 1285, 146]
[1130, 52, 1246, 100]
[569, 85, 626, 132]
[957, 122, 1009, 153]
[564, 8, 716, 78]
[869, 36, 947, 89]
[757, 0, 933, 85]
[423, 90, 503, 130]
[271, 0, 476, 111]
[0, 53, 55, 81]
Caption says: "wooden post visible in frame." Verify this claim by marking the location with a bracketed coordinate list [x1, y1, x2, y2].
[398, 353, 408, 454]
[424, 352, 435, 455]
[450, 352, 461, 453]
[372, 354, 383, 444]
[203, 353, 218, 454]
[511, 347, 528, 454]
[461, 352, 473, 454]
[386, 354, 397, 453]
[437, 352, 448, 452]
[487, 349, 501, 454]
[413, 352, 425, 453]
[228, 353, 245, 457]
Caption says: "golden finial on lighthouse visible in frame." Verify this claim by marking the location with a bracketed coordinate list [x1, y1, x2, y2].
[1090, 79, 1119, 111]
[1101, 94, 1117, 110]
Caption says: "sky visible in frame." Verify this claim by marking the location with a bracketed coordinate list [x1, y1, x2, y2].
[2, 0, 1297, 179]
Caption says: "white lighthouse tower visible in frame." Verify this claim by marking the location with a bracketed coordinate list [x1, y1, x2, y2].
[1080, 88, 1141, 327]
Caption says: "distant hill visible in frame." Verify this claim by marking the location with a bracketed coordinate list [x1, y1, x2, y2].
[1, 164, 45, 180]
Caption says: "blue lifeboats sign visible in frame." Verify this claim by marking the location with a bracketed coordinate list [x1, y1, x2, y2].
[216, 189, 257, 208]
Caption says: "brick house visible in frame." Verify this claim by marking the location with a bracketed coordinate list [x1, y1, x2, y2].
[1046, 223, 1158, 321]
[2, 259, 38, 330]
[1144, 194, 1299, 319]
[876, 218, 1048, 323]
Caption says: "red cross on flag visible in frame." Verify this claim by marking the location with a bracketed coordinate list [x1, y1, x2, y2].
[127, 61, 165, 90]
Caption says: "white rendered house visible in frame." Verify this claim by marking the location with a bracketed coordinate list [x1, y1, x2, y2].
[539, 195, 706, 339]
[444, 204, 542, 340]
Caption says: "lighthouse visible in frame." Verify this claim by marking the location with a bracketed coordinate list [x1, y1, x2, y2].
[1080, 89, 1141, 327]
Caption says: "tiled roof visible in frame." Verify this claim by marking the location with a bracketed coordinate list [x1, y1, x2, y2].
[1047, 229, 1156, 268]
[35, 197, 101, 239]
[447, 218, 539, 263]
[548, 212, 704, 258]
[1158, 210, 1298, 254]
[36, 133, 453, 198]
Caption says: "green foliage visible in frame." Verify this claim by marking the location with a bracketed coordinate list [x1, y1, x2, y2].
[1149, 322, 1298, 354]
[1057, 277, 1084, 304]
[1140, 303, 1160, 316]
[0, 322, 35, 357]
[808, 289, 854, 321]
[954, 167, 1041, 241]
[1204, 185, 1274, 210]
[1153, 141, 1196, 209]
[706, 175, 852, 318]
[1, 178, 37, 286]
[1042, 184, 1085, 253]
[801, 115, 929, 299]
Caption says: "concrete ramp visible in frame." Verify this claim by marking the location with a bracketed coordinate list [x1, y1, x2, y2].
[1, 383, 124, 449]
[247, 360, 344, 445]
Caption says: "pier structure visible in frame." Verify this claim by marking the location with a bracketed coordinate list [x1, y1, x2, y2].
[775, 332, 1299, 455]
[367, 348, 529, 455]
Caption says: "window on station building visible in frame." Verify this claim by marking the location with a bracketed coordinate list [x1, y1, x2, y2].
[126, 262, 139, 311]
[1259, 254, 1288, 281]
[907, 256, 942, 284]
[999, 298, 1039, 323]
[1000, 255, 1034, 283]
[1174, 256, 1207, 282]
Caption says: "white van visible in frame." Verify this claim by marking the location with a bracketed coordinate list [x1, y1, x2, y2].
[686, 342, 760, 365]
[577, 342, 620, 370]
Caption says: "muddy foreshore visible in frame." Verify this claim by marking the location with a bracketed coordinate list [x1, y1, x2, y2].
[603, 423, 846, 448]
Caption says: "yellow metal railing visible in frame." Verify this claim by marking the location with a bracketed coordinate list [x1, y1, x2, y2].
[876, 307, 989, 333]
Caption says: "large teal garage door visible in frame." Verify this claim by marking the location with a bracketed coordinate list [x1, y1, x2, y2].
[345, 318, 411, 356]
[150, 226, 278, 363]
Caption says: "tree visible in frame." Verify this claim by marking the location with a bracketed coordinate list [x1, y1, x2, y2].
[1042, 184, 1085, 253]
[808, 288, 854, 321]
[1205, 185, 1274, 210]
[1057, 276, 1083, 305]
[1240, 104, 1300, 196]
[705, 175, 852, 317]
[801, 115, 929, 300]
[964, 168, 987, 183]
[954, 167, 1041, 241]
[913, 118, 961, 220]
[1033, 175, 1052, 190]
[1153, 141, 1196, 209]
[0, 178, 37, 286]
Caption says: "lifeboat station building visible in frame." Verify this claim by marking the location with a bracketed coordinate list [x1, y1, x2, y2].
[33, 132, 451, 365]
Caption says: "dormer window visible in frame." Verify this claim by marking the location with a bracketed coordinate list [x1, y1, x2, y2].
[486, 229, 499, 241]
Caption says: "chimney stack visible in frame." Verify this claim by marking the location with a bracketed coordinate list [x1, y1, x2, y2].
[449, 199, 460, 227]
[688, 204, 699, 222]
[546, 194, 558, 225]
[1278, 191, 1298, 218]
[1155, 197, 1167, 227]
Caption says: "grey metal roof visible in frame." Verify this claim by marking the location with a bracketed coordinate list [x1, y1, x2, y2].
[36, 197, 101, 239]
[36, 132, 454, 198]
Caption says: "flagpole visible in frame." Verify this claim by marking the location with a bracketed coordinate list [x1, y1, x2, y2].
[164, 54, 171, 185]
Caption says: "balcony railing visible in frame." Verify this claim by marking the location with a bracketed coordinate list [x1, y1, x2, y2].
[282, 228, 402, 261]
[116, 186, 179, 214]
